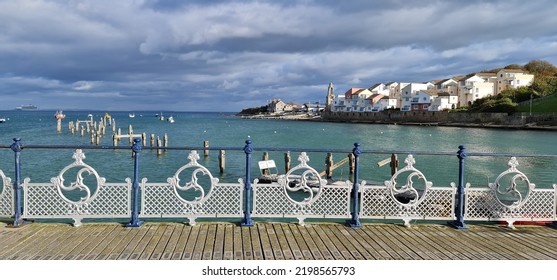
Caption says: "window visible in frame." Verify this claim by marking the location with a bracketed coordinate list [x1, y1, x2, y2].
[413, 105, 418, 110]
[423, 97, 427, 101]
[423, 105, 428, 109]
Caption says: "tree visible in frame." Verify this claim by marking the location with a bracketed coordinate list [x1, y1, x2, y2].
[524, 60, 557, 76]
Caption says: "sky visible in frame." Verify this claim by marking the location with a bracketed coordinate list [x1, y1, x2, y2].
[1, 0, 556, 112]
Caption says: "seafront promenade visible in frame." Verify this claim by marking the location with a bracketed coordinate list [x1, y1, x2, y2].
[1, 221, 557, 260]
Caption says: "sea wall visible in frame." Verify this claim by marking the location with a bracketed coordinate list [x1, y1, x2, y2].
[321, 111, 557, 128]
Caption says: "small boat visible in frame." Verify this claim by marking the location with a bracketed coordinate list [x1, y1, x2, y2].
[0, 117, 6, 123]
[129, 113, 135, 118]
[157, 112, 164, 121]
[167, 116, 175, 123]
[54, 110, 66, 119]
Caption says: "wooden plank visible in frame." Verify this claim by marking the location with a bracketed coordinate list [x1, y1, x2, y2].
[211, 224, 225, 260]
[85, 225, 128, 260]
[101, 227, 143, 260]
[139, 225, 168, 260]
[160, 224, 181, 260]
[363, 224, 405, 259]
[202, 224, 217, 260]
[233, 224, 243, 259]
[249, 224, 264, 260]
[127, 224, 159, 260]
[172, 225, 193, 260]
[116, 224, 151, 260]
[379, 224, 427, 260]
[322, 224, 353, 259]
[273, 223, 294, 260]
[0, 224, 54, 259]
[223, 223, 234, 260]
[494, 227, 557, 259]
[241, 226, 253, 260]
[430, 225, 496, 259]
[420, 225, 479, 260]
[74, 225, 114, 260]
[264, 223, 284, 260]
[63, 225, 106, 260]
[181, 225, 200, 260]
[346, 225, 386, 260]
[153, 224, 178, 260]
[311, 224, 344, 260]
[329, 224, 366, 260]
[288, 224, 313, 260]
[0, 224, 48, 254]
[280, 224, 303, 260]
[400, 225, 455, 260]
[25, 224, 75, 260]
[296, 225, 324, 260]
[304, 225, 333, 260]
[256, 224, 274, 260]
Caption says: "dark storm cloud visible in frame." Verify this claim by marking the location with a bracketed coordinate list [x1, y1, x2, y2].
[0, 0, 556, 111]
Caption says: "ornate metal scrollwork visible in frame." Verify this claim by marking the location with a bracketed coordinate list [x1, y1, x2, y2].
[385, 155, 432, 207]
[277, 152, 326, 209]
[50, 149, 106, 215]
[167, 150, 219, 206]
[0, 170, 11, 195]
[488, 157, 535, 210]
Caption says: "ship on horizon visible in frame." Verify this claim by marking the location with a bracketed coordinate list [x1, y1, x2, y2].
[15, 104, 38, 111]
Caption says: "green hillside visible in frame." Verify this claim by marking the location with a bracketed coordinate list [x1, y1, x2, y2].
[517, 94, 557, 113]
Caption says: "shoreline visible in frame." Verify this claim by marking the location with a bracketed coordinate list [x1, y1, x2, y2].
[238, 112, 557, 131]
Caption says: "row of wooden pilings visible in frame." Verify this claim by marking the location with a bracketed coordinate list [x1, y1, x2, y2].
[203, 140, 399, 177]
[60, 116, 169, 155]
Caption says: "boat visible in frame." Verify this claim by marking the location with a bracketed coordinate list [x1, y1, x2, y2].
[167, 116, 175, 123]
[0, 117, 6, 123]
[129, 113, 135, 118]
[15, 104, 38, 111]
[54, 110, 66, 119]
[156, 112, 164, 121]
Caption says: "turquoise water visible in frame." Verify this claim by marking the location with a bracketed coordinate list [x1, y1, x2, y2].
[0, 110, 556, 189]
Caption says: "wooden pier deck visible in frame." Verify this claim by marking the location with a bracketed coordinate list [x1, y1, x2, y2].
[1, 221, 556, 260]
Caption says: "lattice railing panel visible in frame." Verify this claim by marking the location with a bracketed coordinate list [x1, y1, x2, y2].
[465, 188, 555, 221]
[464, 157, 557, 227]
[23, 183, 131, 219]
[359, 155, 455, 226]
[252, 183, 351, 219]
[0, 170, 14, 217]
[140, 183, 243, 218]
[360, 186, 455, 221]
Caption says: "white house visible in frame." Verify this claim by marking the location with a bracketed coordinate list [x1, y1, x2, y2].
[495, 69, 534, 95]
[372, 96, 397, 111]
[399, 83, 429, 111]
[429, 92, 459, 111]
[457, 73, 496, 107]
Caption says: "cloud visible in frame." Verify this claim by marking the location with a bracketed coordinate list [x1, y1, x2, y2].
[1, 0, 557, 111]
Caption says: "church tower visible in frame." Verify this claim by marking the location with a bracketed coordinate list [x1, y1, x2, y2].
[326, 82, 335, 111]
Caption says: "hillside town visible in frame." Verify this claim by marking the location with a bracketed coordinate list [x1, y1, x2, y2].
[326, 68, 534, 113]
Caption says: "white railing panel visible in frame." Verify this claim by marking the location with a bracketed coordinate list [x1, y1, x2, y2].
[21, 149, 131, 226]
[252, 152, 351, 225]
[139, 151, 243, 225]
[359, 155, 456, 226]
[464, 157, 557, 228]
[0, 170, 13, 217]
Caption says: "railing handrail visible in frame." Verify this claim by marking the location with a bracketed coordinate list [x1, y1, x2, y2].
[2, 143, 557, 158]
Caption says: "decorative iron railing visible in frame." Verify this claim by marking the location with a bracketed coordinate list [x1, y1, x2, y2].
[0, 138, 556, 229]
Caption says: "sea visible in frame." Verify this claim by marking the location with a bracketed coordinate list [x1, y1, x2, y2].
[0, 110, 556, 189]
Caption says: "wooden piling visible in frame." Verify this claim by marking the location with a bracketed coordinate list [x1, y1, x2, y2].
[203, 140, 209, 157]
[390, 153, 399, 176]
[142, 133, 147, 146]
[325, 153, 334, 179]
[157, 137, 162, 155]
[348, 153, 355, 174]
[56, 118, 62, 133]
[150, 134, 155, 147]
[284, 152, 291, 173]
[262, 152, 269, 175]
[163, 133, 168, 151]
[219, 150, 226, 173]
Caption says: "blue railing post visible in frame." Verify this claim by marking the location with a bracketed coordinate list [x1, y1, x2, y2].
[125, 138, 144, 228]
[449, 145, 469, 230]
[348, 142, 362, 228]
[241, 139, 254, 227]
[10, 138, 25, 227]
